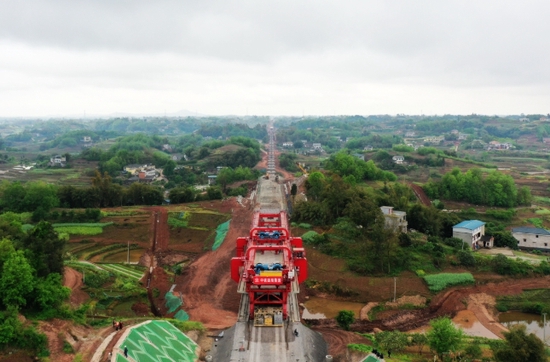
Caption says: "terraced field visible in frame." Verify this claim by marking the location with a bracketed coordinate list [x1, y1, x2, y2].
[100, 264, 145, 281]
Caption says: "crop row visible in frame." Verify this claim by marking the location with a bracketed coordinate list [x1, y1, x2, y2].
[100, 264, 143, 280]
[52, 222, 114, 227]
[423, 272, 475, 292]
[55, 226, 104, 235]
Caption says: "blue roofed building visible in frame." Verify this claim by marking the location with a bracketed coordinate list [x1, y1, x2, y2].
[512, 227, 550, 251]
[453, 220, 493, 249]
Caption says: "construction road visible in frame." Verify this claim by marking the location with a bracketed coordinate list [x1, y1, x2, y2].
[212, 126, 327, 361]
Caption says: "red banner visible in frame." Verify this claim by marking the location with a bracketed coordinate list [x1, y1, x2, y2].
[253, 276, 282, 285]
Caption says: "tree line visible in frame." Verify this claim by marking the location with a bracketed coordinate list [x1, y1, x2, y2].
[423, 167, 532, 207]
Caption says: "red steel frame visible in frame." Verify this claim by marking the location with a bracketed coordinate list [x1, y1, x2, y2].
[231, 210, 307, 320]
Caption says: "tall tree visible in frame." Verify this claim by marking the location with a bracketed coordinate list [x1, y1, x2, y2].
[492, 325, 546, 362]
[19, 222, 65, 276]
[427, 317, 464, 359]
[0, 250, 34, 309]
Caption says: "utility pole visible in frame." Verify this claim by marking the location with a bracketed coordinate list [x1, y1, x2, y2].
[127, 241, 130, 264]
[393, 277, 397, 302]
[544, 313, 547, 345]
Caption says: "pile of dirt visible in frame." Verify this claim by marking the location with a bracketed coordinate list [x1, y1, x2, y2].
[385, 295, 427, 308]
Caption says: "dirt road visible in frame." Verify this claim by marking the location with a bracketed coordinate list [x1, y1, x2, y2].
[63, 267, 89, 306]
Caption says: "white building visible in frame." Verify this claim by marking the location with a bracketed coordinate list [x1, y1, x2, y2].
[512, 227, 550, 251]
[453, 220, 493, 249]
[380, 206, 407, 233]
[392, 155, 405, 164]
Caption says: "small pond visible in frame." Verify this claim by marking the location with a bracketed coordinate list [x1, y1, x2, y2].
[499, 312, 549, 344]
[302, 296, 364, 319]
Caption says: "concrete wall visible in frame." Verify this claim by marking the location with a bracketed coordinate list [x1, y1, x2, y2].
[453, 225, 485, 248]
[514, 231, 550, 251]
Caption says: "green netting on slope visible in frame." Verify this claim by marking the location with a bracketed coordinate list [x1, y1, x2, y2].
[363, 355, 383, 362]
[174, 309, 189, 321]
[165, 292, 182, 313]
[212, 220, 231, 251]
[119, 320, 198, 362]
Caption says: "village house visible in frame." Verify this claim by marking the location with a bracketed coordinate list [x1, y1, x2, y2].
[487, 141, 512, 150]
[363, 145, 374, 151]
[82, 136, 92, 143]
[124, 164, 148, 175]
[49, 155, 66, 167]
[380, 206, 407, 233]
[312, 143, 322, 150]
[453, 220, 493, 249]
[405, 131, 416, 138]
[423, 136, 444, 144]
[282, 142, 293, 147]
[512, 227, 550, 251]
[208, 175, 217, 185]
[352, 153, 365, 161]
[162, 144, 173, 152]
[171, 154, 184, 161]
[392, 155, 405, 164]
[519, 117, 530, 122]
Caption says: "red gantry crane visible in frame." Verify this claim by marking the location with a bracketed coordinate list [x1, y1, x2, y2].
[231, 209, 307, 326]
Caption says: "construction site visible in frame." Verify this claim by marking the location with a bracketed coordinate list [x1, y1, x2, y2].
[211, 126, 329, 361]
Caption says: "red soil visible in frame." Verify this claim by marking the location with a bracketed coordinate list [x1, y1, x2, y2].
[63, 267, 90, 306]
[175, 198, 252, 329]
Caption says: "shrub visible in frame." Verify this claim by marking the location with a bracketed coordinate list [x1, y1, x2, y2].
[62, 340, 74, 354]
[458, 251, 476, 267]
[301, 231, 319, 244]
[348, 344, 372, 353]
[416, 270, 426, 277]
[443, 237, 463, 249]
[423, 273, 475, 292]
[336, 310, 355, 331]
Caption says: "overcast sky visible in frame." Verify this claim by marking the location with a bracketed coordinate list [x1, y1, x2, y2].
[1, 0, 550, 117]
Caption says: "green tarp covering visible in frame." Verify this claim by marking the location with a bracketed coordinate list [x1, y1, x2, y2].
[212, 219, 230, 250]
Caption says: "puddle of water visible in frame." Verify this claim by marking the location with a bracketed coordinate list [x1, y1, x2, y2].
[302, 296, 364, 319]
[499, 312, 549, 343]
[453, 310, 499, 339]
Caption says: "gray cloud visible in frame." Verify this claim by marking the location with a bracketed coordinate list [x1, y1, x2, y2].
[1, 0, 550, 116]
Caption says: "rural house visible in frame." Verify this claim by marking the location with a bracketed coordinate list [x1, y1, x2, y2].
[380, 206, 407, 233]
[49, 155, 66, 167]
[452, 220, 493, 249]
[512, 227, 550, 251]
[392, 155, 405, 164]
[124, 164, 147, 175]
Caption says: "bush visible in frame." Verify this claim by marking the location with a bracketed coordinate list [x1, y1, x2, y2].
[301, 231, 319, 244]
[348, 344, 372, 353]
[443, 237, 463, 249]
[62, 340, 74, 353]
[336, 310, 355, 331]
[458, 250, 476, 267]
